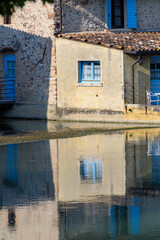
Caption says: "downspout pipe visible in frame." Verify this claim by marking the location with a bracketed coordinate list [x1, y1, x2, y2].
[54, 0, 62, 36]
[132, 55, 143, 104]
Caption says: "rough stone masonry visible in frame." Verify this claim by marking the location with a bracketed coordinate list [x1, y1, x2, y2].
[0, 0, 60, 119]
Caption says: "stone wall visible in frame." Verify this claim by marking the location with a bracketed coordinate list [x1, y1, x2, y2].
[62, 0, 160, 33]
[137, 0, 160, 30]
[0, 0, 59, 37]
[62, 0, 106, 33]
[0, 0, 60, 119]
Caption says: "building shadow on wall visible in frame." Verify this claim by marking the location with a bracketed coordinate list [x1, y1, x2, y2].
[0, 25, 53, 119]
[62, 0, 105, 33]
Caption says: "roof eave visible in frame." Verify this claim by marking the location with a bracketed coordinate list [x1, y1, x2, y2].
[123, 50, 160, 55]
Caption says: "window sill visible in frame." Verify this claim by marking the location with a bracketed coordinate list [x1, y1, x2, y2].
[76, 83, 103, 87]
[109, 28, 132, 32]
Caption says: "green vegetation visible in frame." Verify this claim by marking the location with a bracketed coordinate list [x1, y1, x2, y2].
[0, 0, 54, 16]
[0, 125, 160, 145]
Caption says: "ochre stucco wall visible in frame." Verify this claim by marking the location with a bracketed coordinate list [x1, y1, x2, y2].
[124, 54, 150, 105]
[56, 38, 124, 114]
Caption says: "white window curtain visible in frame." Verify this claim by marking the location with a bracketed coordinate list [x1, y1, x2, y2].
[82, 63, 92, 80]
[94, 64, 101, 80]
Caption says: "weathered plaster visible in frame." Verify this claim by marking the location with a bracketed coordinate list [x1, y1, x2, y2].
[56, 38, 124, 116]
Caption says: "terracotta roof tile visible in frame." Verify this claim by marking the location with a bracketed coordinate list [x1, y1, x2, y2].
[58, 31, 160, 53]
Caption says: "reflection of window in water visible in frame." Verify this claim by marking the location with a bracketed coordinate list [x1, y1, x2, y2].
[109, 205, 128, 238]
[148, 138, 160, 156]
[110, 204, 140, 237]
[6, 144, 18, 184]
[80, 160, 102, 183]
[148, 138, 160, 185]
[8, 208, 16, 228]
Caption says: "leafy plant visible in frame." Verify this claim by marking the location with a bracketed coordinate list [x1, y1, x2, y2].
[0, 0, 55, 16]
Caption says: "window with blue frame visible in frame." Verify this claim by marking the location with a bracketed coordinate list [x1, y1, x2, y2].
[80, 61, 101, 83]
[106, 0, 137, 29]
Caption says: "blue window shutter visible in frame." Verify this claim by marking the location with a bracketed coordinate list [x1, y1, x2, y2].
[126, 0, 137, 28]
[106, 0, 111, 29]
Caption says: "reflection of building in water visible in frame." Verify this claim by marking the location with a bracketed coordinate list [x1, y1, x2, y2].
[58, 129, 160, 240]
[58, 129, 160, 200]
[59, 197, 160, 240]
[57, 129, 140, 239]
[125, 129, 160, 193]
[0, 141, 55, 205]
[58, 201, 142, 240]
[0, 140, 59, 240]
[2, 130, 160, 239]
[57, 133, 126, 202]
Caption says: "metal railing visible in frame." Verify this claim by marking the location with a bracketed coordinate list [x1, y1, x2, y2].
[0, 77, 16, 103]
[124, 81, 148, 105]
[124, 81, 160, 107]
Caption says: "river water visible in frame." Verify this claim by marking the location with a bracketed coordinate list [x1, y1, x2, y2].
[0, 127, 160, 239]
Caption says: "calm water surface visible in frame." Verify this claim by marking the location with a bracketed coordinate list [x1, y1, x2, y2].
[1, 128, 160, 239]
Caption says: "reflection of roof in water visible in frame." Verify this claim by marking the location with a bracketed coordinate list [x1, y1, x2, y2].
[128, 188, 160, 198]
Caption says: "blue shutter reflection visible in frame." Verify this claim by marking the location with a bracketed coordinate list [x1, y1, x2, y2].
[130, 205, 140, 236]
[6, 144, 18, 184]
